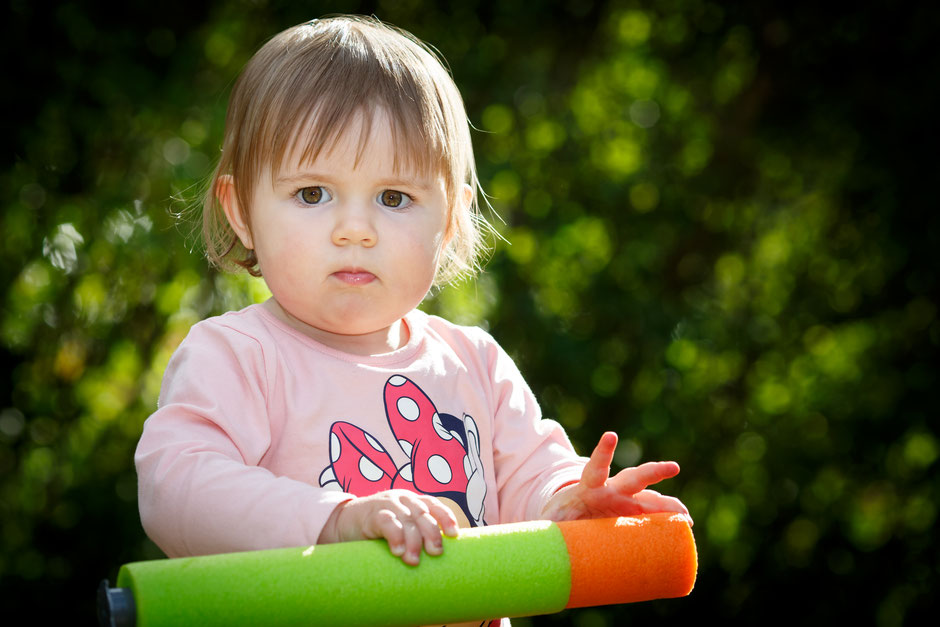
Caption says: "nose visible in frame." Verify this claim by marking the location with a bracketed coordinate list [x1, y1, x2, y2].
[331, 202, 377, 247]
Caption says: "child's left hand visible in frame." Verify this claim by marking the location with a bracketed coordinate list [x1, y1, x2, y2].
[540, 431, 692, 524]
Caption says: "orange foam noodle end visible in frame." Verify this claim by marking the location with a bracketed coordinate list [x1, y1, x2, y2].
[559, 513, 697, 608]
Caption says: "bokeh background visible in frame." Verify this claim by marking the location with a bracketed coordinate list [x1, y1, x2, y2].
[2, 0, 938, 624]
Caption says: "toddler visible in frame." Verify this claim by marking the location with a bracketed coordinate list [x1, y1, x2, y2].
[136, 15, 689, 624]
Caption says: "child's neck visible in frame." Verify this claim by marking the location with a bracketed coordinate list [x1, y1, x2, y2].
[262, 299, 409, 356]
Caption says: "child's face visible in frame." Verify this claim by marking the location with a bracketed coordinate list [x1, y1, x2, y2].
[223, 110, 452, 354]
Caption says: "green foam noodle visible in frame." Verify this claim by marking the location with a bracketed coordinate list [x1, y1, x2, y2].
[117, 520, 571, 627]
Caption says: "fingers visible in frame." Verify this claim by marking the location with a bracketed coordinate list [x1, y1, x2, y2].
[579, 431, 618, 489]
[609, 460, 680, 495]
[572, 441, 688, 521]
[356, 491, 458, 566]
[587, 488, 691, 522]
[631, 489, 690, 517]
[425, 497, 460, 537]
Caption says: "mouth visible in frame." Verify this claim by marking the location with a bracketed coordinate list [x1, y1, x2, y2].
[332, 268, 377, 286]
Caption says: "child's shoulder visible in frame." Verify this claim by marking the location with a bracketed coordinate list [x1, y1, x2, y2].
[160, 305, 275, 382]
[416, 310, 503, 353]
[181, 303, 276, 351]
[192, 303, 266, 332]
[416, 311, 526, 384]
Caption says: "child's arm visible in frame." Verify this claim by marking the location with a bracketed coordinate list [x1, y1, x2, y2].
[136, 321, 355, 557]
[539, 432, 691, 522]
[317, 490, 460, 566]
[136, 406, 351, 557]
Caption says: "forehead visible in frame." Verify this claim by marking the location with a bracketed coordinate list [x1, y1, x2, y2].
[272, 106, 442, 183]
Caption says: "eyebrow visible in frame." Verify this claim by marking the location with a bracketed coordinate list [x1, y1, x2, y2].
[275, 170, 435, 191]
[274, 172, 331, 187]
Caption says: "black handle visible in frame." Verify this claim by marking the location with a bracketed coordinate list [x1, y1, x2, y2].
[97, 579, 136, 627]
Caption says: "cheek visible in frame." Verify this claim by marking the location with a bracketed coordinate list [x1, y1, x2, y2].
[254, 231, 312, 284]
[385, 240, 439, 297]
[403, 231, 446, 274]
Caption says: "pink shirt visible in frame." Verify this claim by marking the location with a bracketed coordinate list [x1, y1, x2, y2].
[136, 304, 586, 558]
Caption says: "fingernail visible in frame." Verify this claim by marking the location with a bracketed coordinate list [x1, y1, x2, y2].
[391, 544, 405, 556]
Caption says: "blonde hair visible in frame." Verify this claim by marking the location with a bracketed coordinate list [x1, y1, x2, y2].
[203, 15, 489, 285]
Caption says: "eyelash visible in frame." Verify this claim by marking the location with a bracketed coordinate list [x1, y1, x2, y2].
[295, 186, 331, 205]
[378, 189, 413, 209]
[293, 187, 415, 209]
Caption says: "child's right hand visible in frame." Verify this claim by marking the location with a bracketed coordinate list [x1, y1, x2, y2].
[318, 490, 460, 566]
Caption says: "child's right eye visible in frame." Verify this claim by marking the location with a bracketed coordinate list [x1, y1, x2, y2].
[296, 186, 332, 205]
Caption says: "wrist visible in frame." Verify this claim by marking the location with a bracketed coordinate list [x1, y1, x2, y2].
[318, 499, 351, 544]
[540, 483, 579, 521]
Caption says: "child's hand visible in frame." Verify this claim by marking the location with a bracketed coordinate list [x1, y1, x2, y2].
[318, 490, 460, 566]
[540, 432, 692, 524]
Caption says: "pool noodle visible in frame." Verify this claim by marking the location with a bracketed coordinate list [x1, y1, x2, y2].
[113, 513, 696, 626]
[559, 513, 698, 607]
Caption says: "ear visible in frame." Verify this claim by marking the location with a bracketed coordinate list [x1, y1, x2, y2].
[216, 174, 253, 250]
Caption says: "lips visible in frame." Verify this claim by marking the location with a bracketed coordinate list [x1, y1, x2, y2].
[332, 268, 376, 285]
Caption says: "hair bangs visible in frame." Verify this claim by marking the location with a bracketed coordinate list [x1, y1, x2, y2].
[269, 33, 451, 193]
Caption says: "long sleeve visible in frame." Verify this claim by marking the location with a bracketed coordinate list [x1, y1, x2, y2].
[480, 336, 587, 523]
[135, 320, 350, 557]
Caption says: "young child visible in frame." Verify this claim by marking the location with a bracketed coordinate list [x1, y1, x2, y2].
[136, 14, 689, 614]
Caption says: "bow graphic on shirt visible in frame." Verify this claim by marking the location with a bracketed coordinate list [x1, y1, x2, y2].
[318, 375, 487, 527]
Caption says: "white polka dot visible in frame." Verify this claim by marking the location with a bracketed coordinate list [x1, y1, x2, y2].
[399, 463, 413, 482]
[388, 376, 407, 386]
[427, 455, 452, 484]
[330, 432, 341, 462]
[398, 439, 413, 457]
[397, 396, 420, 421]
[319, 466, 336, 487]
[359, 456, 384, 481]
[365, 432, 384, 451]
[463, 455, 471, 480]
[432, 413, 453, 440]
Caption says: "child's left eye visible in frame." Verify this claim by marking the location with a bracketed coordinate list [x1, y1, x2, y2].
[378, 190, 412, 209]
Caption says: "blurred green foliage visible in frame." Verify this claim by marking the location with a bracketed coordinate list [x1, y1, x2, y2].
[2, 1, 938, 625]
